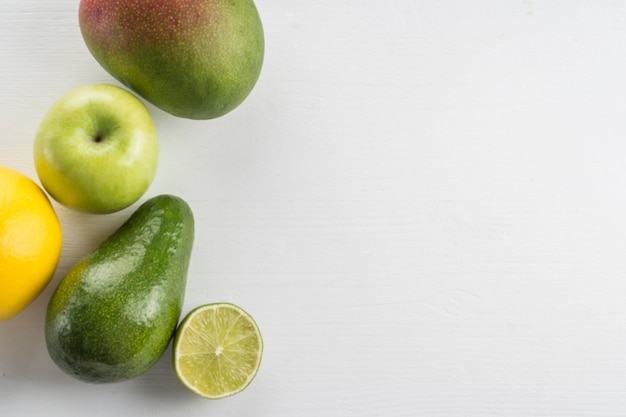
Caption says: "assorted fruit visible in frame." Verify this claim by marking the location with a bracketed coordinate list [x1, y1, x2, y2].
[1, 0, 264, 400]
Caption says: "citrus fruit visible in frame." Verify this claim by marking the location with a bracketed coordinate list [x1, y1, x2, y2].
[173, 303, 263, 399]
[0, 166, 62, 321]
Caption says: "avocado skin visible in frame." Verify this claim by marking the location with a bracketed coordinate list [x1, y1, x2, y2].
[45, 194, 194, 383]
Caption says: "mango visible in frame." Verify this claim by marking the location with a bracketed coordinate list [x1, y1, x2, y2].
[79, 0, 264, 120]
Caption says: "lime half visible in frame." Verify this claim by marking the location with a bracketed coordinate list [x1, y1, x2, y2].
[173, 303, 263, 399]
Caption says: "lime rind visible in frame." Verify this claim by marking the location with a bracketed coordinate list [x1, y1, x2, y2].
[173, 303, 263, 399]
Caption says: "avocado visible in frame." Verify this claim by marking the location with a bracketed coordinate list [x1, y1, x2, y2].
[45, 194, 194, 383]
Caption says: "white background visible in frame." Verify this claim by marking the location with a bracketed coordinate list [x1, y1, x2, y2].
[2, 1, 626, 416]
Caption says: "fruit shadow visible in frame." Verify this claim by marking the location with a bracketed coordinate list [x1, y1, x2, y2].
[131, 344, 199, 403]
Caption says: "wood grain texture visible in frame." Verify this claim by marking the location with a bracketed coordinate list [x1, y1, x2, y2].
[2, 0, 626, 415]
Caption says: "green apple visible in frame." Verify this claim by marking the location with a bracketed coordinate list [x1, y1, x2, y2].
[33, 84, 159, 214]
[78, 0, 264, 120]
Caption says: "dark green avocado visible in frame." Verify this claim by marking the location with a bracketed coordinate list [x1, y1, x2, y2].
[45, 194, 194, 383]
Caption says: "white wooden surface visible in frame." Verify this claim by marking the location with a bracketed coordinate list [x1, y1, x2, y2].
[2, 0, 626, 415]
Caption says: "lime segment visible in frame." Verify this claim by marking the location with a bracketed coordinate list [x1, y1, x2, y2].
[173, 303, 263, 399]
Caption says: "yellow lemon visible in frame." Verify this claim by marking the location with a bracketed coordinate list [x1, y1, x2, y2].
[0, 166, 62, 321]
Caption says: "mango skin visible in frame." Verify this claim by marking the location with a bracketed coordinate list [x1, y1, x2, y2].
[45, 195, 194, 383]
[79, 0, 264, 120]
